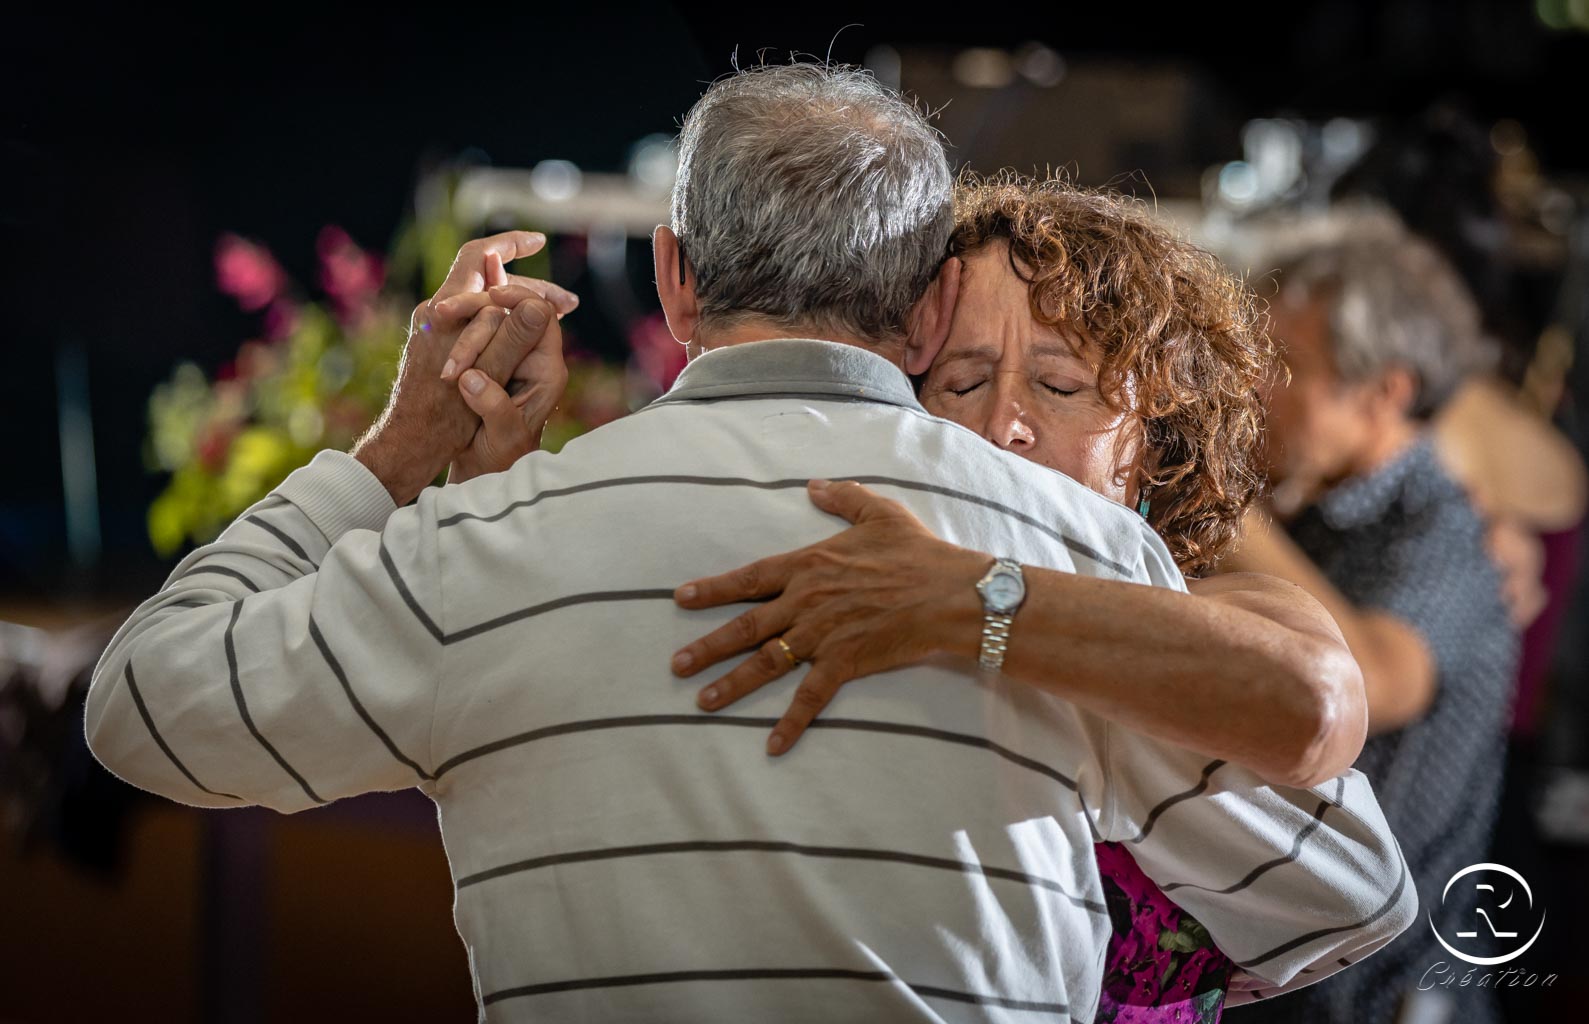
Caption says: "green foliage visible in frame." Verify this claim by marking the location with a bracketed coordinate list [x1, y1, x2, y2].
[145, 178, 639, 558]
[144, 299, 408, 555]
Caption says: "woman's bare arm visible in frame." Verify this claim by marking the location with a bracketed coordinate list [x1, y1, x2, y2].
[672, 480, 1366, 786]
[991, 568, 1365, 788]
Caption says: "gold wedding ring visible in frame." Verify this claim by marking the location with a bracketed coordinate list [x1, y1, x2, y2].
[775, 637, 800, 668]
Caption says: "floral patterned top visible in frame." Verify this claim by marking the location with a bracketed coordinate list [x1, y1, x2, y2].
[1094, 840, 1233, 1023]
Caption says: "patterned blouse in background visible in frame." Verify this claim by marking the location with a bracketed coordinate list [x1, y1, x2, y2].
[1094, 840, 1233, 1023]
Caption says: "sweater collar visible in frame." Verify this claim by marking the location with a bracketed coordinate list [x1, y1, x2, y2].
[649, 338, 925, 412]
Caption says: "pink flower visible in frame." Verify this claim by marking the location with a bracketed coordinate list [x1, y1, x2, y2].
[195, 422, 237, 473]
[628, 311, 687, 392]
[262, 299, 300, 341]
[215, 234, 287, 312]
[316, 225, 385, 317]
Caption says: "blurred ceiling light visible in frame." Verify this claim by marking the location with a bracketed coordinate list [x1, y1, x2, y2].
[1015, 43, 1065, 87]
[953, 48, 1015, 89]
[1569, 0, 1589, 28]
[1539, 188, 1575, 236]
[1490, 119, 1527, 156]
[1242, 119, 1302, 197]
[1321, 118, 1372, 164]
[865, 44, 902, 91]
[530, 160, 583, 203]
[628, 134, 678, 195]
[1217, 161, 1260, 205]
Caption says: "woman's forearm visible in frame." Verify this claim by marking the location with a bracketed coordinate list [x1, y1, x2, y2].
[956, 566, 1366, 788]
[671, 480, 1367, 772]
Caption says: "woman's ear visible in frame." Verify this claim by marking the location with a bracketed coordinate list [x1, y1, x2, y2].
[1122, 418, 1159, 503]
[652, 225, 700, 345]
[904, 257, 962, 376]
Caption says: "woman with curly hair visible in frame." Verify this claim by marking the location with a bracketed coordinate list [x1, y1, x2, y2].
[667, 174, 1369, 1022]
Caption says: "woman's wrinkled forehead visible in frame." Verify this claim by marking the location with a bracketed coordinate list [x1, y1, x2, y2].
[948, 244, 1094, 366]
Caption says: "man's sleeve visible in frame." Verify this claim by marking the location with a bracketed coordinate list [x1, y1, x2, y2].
[1096, 721, 1419, 1006]
[84, 451, 445, 813]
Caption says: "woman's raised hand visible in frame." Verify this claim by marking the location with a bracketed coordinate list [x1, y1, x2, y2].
[425, 231, 579, 331]
[671, 480, 987, 755]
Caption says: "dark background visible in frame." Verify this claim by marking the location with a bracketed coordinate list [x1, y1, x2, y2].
[4, 0, 1587, 601]
[4, 3, 1587, 1020]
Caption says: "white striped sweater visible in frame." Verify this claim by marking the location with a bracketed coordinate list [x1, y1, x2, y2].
[86, 339, 1416, 1022]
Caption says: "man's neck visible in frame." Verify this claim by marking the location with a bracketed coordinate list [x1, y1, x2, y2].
[1346, 416, 1420, 482]
[691, 319, 905, 369]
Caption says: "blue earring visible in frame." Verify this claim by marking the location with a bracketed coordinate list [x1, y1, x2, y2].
[1137, 495, 1151, 519]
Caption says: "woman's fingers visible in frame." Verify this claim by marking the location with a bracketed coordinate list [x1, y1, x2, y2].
[484, 250, 509, 289]
[429, 290, 498, 328]
[438, 285, 554, 380]
[433, 279, 578, 324]
[504, 274, 580, 316]
[695, 632, 807, 710]
[448, 306, 510, 381]
[454, 303, 508, 364]
[671, 596, 793, 677]
[807, 479, 907, 524]
[766, 665, 845, 756]
[434, 231, 547, 304]
[674, 553, 795, 614]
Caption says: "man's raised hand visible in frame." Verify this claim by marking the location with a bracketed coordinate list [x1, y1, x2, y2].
[351, 233, 576, 504]
[448, 290, 567, 484]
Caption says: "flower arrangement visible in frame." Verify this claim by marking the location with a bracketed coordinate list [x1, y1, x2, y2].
[144, 221, 656, 556]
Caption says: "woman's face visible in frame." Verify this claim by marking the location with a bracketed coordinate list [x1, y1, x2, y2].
[920, 242, 1145, 506]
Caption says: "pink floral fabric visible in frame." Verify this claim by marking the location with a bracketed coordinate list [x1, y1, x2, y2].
[1094, 840, 1233, 1023]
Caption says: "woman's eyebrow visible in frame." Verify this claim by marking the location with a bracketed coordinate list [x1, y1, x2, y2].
[1030, 342, 1086, 362]
[936, 345, 1000, 366]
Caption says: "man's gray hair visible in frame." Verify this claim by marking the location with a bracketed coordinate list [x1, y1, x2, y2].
[1267, 207, 1496, 418]
[671, 63, 954, 342]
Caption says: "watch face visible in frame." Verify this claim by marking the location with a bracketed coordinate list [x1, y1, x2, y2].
[984, 572, 1024, 613]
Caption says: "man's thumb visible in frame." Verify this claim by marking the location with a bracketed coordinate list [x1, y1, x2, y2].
[471, 295, 557, 385]
[460, 370, 530, 461]
[508, 295, 555, 344]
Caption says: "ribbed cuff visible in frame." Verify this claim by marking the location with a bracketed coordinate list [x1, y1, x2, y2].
[275, 450, 398, 543]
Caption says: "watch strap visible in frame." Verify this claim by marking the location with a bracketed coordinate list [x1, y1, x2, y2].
[978, 612, 1015, 670]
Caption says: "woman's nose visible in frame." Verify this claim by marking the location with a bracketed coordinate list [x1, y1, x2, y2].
[987, 383, 1036, 450]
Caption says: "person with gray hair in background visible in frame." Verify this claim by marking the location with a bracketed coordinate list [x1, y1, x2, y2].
[1223, 210, 1518, 1024]
[85, 64, 1413, 1021]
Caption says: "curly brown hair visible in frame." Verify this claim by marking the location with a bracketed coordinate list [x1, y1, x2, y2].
[949, 173, 1276, 576]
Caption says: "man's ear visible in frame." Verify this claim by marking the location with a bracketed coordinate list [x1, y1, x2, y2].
[904, 257, 962, 376]
[1368, 364, 1420, 421]
[652, 225, 699, 345]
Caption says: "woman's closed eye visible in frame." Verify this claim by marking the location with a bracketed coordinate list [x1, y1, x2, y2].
[943, 378, 987, 396]
[1038, 379, 1084, 397]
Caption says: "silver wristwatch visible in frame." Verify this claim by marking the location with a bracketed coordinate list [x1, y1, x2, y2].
[975, 558, 1027, 670]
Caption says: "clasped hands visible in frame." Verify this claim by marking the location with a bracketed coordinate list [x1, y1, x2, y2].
[352, 230, 579, 505]
[351, 234, 989, 758]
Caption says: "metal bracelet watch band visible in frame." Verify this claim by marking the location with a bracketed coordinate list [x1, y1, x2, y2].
[979, 613, 1015, 670]
[974, 558, 1026, 670]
